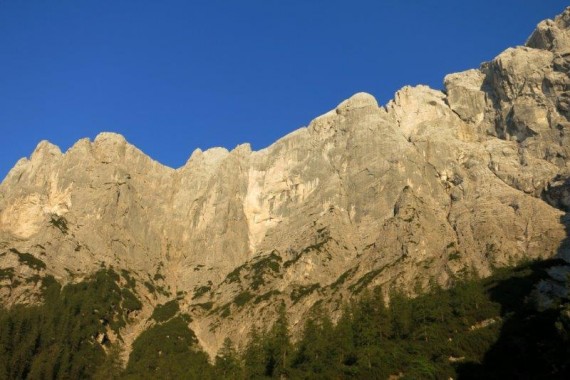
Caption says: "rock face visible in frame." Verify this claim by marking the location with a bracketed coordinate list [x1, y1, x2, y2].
[2, 7, 570, 358]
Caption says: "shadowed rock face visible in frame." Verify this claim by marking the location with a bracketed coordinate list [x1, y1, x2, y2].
[2, 7, 570, 357]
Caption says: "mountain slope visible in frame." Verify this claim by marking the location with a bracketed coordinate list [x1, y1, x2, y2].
[2, 7, 570, 359]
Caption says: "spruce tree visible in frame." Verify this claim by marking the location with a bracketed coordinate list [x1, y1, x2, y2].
[215, 337, 242, 379]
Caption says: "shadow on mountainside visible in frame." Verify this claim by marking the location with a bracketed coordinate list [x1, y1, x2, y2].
[456, 211, 570, 379]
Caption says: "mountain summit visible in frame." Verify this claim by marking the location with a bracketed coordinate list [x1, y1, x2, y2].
[2, 7, 570, 360]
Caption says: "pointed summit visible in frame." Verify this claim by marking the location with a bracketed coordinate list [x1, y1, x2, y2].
[31, 140, 62, 161]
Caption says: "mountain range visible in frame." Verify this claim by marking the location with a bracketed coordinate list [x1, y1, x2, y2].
[2, 6, 570, 371]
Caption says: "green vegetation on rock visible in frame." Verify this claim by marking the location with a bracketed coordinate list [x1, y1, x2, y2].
[11, 248, 46, 270]
[192, 284, 212, 299]
[151, 300, 179, 322]
[124, 316, 212, 379]
[0, 268, 142, 379]
[290, 283, 320, 304]
[233, 291, 254, 307]
[0, 267, 14, 280]
[2, 260, 570, 379]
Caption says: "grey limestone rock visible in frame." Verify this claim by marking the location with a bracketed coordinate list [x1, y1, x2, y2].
[2, 7, 570, 358]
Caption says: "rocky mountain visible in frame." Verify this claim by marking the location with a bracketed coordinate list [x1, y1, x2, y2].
[2, 7, 570, 361]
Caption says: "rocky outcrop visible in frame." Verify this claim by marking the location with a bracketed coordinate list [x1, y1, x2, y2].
[2, 7, 570, 358]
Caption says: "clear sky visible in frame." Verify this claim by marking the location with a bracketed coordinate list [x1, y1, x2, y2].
[0, 1, 568, 181]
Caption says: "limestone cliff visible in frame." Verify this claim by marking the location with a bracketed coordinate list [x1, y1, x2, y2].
[2, 7, 570, 358]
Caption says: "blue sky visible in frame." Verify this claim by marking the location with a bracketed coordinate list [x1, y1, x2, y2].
[0, 1, 568, 181]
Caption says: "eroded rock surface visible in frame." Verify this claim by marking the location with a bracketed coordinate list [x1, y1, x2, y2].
[2, 7, 570, 358]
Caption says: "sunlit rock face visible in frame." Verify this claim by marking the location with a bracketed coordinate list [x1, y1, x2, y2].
[2, 7, 570, 358]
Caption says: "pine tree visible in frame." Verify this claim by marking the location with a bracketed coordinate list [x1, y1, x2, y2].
[92, 343, 123, 380]
[215, 337, 242, 379]
[389, 290, 413, 339]
[243, 325, 267, 379]
[265, 302, 291, 377]
[332, 303, 356, 369]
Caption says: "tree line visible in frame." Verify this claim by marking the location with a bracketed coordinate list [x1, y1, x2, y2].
[1, 261, 569, 379]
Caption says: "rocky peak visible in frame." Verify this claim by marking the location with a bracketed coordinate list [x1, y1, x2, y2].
[527, 7, 570, 51]
[335, 92, 379, 114]
[2, 7, 570, 359]
[31, 140, 62, 161]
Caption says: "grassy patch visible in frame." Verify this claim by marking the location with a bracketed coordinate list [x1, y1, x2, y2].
[284, 237, 331, 268]
[122, 288, 143, 311]
[234, 291, 254, 307]
[449, 251, 461, 261]
[11, 249, 46, 271]
[121, 269, 136, 289]
[156, 285, 171, 297]
[290, 283, 320, 304]
[254, 290, 281, 304]
[125, 316, 210, 378]
[151, 300, 179, 322]
[192, 284, 212, 300]
[217, 303, 231, 318]
[144, 281, 156, 293]
[25, 274, 42, 284]
[249, 253, 282, 290]
[349, 268, 383, 294]
[225, 265, 245, 284]
[330, 266, 359, 289]
[194, 302, 213, 311]
[0, 267, 14, 281]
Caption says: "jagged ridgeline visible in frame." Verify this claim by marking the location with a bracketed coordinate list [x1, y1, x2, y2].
[3, 6, 570, 380]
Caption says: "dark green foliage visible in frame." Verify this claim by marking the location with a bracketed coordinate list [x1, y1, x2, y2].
[251, 252, 282, 274]
[125, 316, 213, 379]
[153, 272, 165, 281]
[225, 264, 245, 284]
[234, 291, 254, 307]
[192, 284, 211, 299]
[4, 259, 570, 379]
[25, 274, 41, 284]
[254, 290, 281, 304]
[49, 215, 68, 234]
[243, 302, 291, 378]
[41, 275, 58, 294]
[225, 253, 283, 290]
[290, 306, 338, 378]
[0, 269, 141, 379]
[330, 266, 359, 289]
[121, 269, 136, 289]
[219, 304, 231, 318]
[284, 235, 331, 269]
[92, 343, 123, 380]
[349, 268, 383, 294]
[194, 301, 213, 310]
[122, 289, 142, 311]
[155, 284, 171, 297]
[0, 267, 14, 280]
[449, 251, 461, 261]
[264, 303, 291, 377]
[321, 260, 570, 378]
[236, 260, 570, 379]
[290, 283, 320, 304]
[11, 248, 47, 270]
[248, 253, 282, 290]
[243, 326, 267, 378]
[151, 300, 179, 322]
[143, 281, 156, 293]
[455, 259, 570, 379]
[215, 337, 242, 379]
